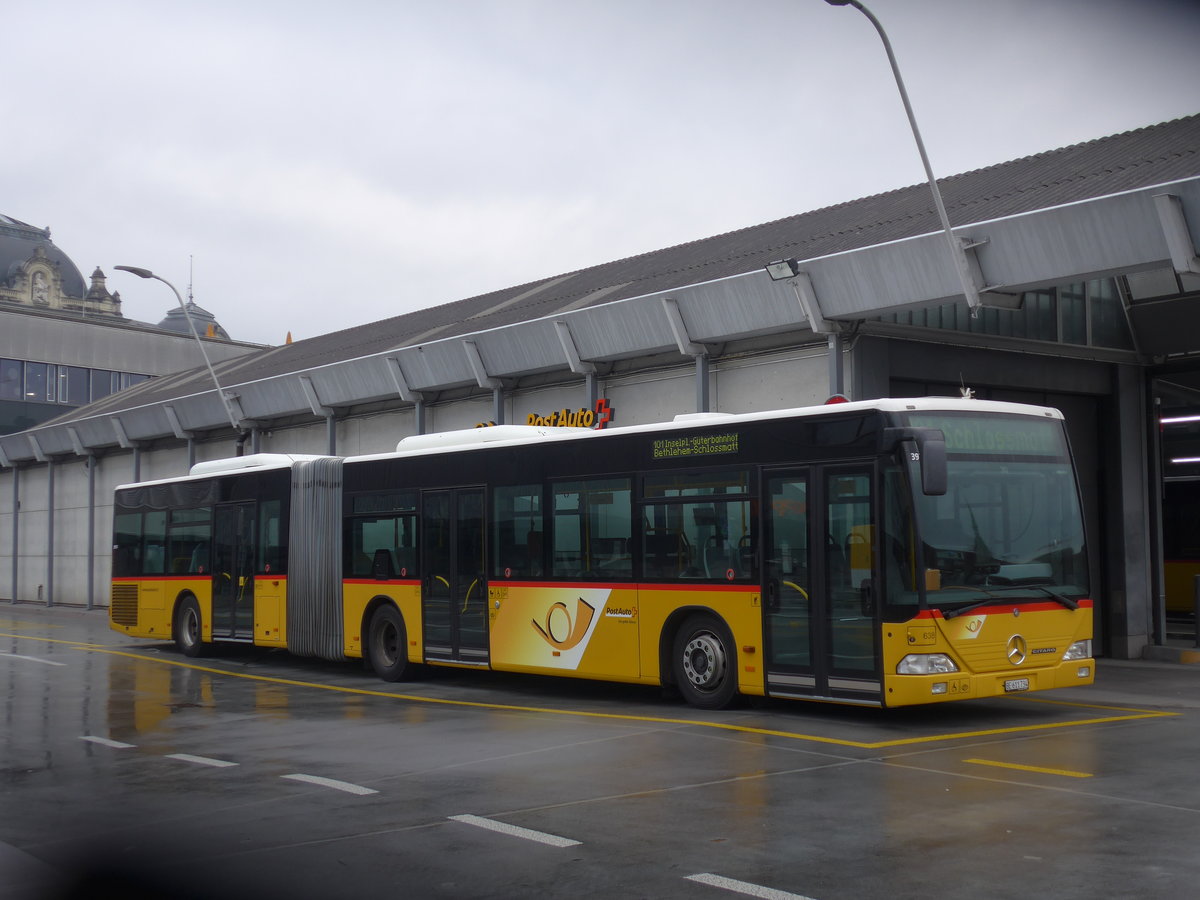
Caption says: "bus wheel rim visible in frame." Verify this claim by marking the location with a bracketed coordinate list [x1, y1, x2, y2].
[378, 621, 399, 666]
[682, 632, 726, 690]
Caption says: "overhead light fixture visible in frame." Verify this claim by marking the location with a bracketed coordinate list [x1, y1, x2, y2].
[1161, 414, 1200, 425]
[1169, 457, 1200, 465]
[114, 265, 242, 434]
[764, 259, 801, 281]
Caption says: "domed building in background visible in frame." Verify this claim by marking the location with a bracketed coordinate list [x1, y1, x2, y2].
[0, 213, 262, 434]
[0, 216, 122, 317]
[157, 297, 231, 340]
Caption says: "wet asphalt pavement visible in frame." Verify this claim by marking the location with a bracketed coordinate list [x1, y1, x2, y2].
[3, 603, 1199, 900]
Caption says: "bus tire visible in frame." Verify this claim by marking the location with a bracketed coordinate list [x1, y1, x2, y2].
[173, 596, 205, 658]
[672, 613, 738, 709]
[367, 605, 409, 682]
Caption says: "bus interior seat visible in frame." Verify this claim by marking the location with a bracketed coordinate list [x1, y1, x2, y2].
[370, 549, 396, 579]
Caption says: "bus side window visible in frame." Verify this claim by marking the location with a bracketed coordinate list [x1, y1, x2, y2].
[493, 485, 543, 578]
[552, 478, 631, 580]
[143, 511, 167, 575]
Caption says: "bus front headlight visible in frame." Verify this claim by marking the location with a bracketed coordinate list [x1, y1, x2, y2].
[897, 653, 959, 675]
[1062, 640, 1092, 661]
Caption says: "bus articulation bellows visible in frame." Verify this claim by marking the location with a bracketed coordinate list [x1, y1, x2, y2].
[110, 397, 1094, 708]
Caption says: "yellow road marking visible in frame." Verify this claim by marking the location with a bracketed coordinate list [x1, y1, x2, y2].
[0, 630, 1176, 750]
[965, 757, 1094, 778]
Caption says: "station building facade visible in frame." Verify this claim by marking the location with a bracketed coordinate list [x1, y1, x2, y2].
[2, 114, 1199, 661]
[0, 216, 260, 436]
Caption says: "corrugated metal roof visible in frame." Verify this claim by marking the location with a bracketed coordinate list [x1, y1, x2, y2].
[203, 112, 1200, 384]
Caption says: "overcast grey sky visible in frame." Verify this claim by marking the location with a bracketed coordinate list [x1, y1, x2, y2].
[6, 0, 1198, 346]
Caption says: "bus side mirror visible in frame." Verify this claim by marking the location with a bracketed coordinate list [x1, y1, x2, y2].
[883, 427, 947, 496]
[919, 435, 947, 495]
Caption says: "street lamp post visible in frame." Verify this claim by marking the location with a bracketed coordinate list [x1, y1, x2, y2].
[114, 265, 242, 433]
[824, 0, 982, 313]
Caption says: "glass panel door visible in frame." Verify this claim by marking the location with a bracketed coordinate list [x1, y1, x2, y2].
[422, 488, 488, 662]
[211, 502, 256, 641]
[764, 473, 813, 678]
[824, 469, 879, 685]
[764, 465, 880, 701]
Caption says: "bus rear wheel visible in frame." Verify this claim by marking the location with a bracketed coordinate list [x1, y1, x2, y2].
[173, 596, 205, 658]
[367, 605, 409, 682]
[672, 613, 738, 709]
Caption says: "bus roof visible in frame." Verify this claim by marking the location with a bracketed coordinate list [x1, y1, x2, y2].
[115, 452, 332, 491]
[113, 398, 1063, 488]
[347, 397, 1065, 465]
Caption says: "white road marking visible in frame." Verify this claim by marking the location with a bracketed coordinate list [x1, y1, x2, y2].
[686, 873, 818, 900]
[280, 774, 379, 795]
[165, 753, 239, 768]
[0, 651, 66, 666]
[80, 736, 136, 749]
[448, 814, 582, 848]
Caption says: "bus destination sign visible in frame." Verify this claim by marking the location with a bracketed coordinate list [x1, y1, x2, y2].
[652, 432, 739, 460]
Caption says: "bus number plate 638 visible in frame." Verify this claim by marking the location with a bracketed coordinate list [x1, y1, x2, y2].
[1004, 677, 1030, 692]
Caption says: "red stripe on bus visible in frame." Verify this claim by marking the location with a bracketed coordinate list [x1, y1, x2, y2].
[914, 598, 1092, 618]
[495, 580, 760, 592]
[343, 579, 421, 586]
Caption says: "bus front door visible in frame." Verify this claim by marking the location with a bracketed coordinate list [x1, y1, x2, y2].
[211, 501, 256, 642]
[763, 466, 880, 703]
[421, 488, 488, 664]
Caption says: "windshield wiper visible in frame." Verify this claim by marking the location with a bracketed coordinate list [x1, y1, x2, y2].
[1028, 584, 1079, 611]
[941, 589, 1003, 620]
[939, 585, 1079, 618]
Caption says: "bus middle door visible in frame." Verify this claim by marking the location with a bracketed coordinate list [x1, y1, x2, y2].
[421, 488, 488, 665]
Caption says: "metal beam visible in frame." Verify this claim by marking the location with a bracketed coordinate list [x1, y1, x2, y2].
[662, 298, 705, 357]
[111, 416, 132, 449]
[66, 426, 87, 458]
[27, 433, 47, 463]
[86, 453, 96, 610]
[1154, 193, 1200, 275]
[554, 321, 597, 375]
[46, 461, 54, 607]
[463, 340, 503, 390]
[299, 375, 334, 417]
[385, 356, 425, 403]
[164, 405, 192, 440]
[225, 394, 249, 426]
[9, 467, 19, 605]
[790, 272, 837, 334]
[827, 333, 847, 398]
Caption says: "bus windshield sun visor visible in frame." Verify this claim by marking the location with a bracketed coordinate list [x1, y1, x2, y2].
[882, 427, 947, 496]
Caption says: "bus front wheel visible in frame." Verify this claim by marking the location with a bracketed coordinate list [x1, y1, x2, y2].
[367, 605, 409, 682]
[173, 596, 205, 658]
[672, 613, 738, 709]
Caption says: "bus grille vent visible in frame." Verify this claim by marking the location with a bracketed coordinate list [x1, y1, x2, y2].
[110, 585, 139, 626]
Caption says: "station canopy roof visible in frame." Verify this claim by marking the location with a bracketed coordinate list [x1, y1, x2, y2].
[3, 113, 1199, 465]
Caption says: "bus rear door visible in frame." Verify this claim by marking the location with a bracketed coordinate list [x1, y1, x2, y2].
[211, 501, 256, 642]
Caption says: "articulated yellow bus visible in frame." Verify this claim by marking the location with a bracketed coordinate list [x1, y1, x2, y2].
[110, 397, 1093, 708]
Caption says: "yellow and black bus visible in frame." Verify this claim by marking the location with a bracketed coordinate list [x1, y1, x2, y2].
[110, 397, 1093, 708]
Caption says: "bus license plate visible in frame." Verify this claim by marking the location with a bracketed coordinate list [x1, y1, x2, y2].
[1004, 677, 1030, 692]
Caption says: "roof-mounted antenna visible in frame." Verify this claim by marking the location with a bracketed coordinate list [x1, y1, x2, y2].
[959, 375, 975, 400]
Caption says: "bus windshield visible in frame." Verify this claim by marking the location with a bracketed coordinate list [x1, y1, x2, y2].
[904, 411, 1089, 609]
